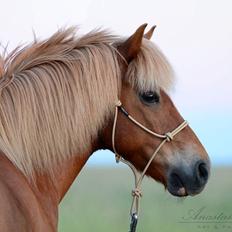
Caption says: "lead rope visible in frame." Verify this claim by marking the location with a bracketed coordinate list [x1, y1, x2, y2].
[112, 100, 188, 232]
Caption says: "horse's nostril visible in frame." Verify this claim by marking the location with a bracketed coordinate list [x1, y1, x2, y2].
[197, 162, 208, 181]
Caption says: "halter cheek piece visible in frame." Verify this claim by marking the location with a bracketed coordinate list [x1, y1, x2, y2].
[112, 100, 188, 232]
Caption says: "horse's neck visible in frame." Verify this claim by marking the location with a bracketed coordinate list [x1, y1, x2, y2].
[32, 151, 91, 204]
[0, 151, 91, 231]
[0, 147, 95, 232]
[22, 150, 91, 231]
[53, 154, 90, 201]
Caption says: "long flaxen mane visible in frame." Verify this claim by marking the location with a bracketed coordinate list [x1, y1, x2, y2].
[0, 27, 174, 178]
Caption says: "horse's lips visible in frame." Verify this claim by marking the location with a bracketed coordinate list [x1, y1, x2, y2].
[167, 186, 188, 197]
[167, 173, 188, 197]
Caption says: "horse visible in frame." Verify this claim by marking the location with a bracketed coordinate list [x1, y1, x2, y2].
[0, 24, 210, 231]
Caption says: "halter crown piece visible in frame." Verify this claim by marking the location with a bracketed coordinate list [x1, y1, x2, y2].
[112, 100, 188, 232]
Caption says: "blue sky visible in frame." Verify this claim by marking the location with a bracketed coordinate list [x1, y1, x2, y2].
[1, 0, 231, 166]
[180, 112, 232, 166]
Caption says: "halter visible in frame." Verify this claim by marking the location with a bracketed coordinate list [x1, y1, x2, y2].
[112, 100, 188, 232]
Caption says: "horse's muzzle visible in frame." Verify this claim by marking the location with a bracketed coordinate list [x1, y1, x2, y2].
[167, 159, 210, 197]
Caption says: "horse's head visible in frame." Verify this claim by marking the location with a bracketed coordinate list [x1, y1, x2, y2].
[102, 24, 210, 197]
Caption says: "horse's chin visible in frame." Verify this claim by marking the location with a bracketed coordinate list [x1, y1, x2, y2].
[151, 177, 188, 197]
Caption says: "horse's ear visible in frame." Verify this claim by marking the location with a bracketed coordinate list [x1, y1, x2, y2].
[144, 25, 156, 40]
[118, 23, 147, 63]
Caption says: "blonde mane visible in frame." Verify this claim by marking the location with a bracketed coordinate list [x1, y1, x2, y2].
[0, 27, 174, 178]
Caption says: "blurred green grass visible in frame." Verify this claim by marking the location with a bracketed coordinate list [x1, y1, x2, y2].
[58, 167, 232, 232]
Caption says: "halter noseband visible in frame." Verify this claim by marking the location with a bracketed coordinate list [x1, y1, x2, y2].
[112, 100, 188, 232]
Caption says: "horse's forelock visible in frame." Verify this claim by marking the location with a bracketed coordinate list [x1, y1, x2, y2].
[126, 38, 175, 93]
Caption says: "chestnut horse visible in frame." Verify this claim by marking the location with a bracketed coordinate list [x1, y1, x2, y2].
[0, 24, 210, 231]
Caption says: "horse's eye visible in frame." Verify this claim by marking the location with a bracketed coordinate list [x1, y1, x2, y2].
[140, 91, 160, 104]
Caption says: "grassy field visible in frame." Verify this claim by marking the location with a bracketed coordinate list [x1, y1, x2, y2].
[58, 167, 232, 232]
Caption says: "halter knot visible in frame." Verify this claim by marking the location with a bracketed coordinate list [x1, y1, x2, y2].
[132, 188, 142, 198]
[115, 100, 122, 107]
[165, 132, 173, 142]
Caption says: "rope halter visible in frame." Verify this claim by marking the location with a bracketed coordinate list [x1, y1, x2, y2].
[112, 100, 188, 232]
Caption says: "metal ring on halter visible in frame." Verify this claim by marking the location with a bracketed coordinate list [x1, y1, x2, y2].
[112, 100, 188, 232]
